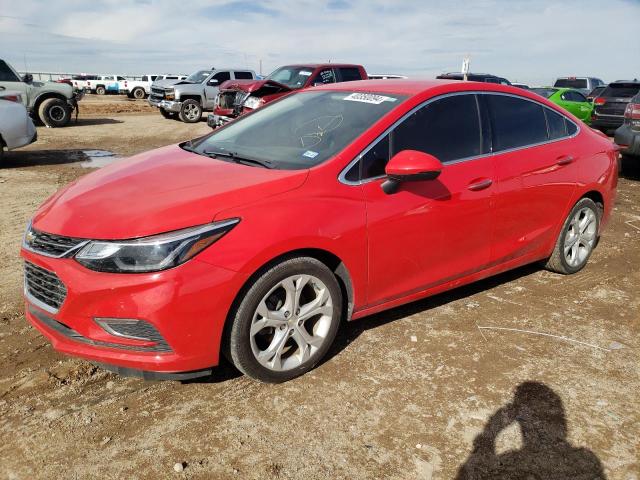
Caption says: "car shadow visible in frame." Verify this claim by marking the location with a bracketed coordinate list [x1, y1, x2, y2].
[324, 262, 541, 364]
[620, 156, 640, 180]
[70, 118, 124, 126]
[454, 381, 606, 479]
[1, 149, 121, 168]
[193, 263, 542, 384]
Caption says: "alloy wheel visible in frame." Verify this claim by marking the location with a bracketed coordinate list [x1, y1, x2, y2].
[49, 105, 66, 122]
[250, 274, 334, 371]
[184, 103, 200, 121]
[564, 207, 597, 267]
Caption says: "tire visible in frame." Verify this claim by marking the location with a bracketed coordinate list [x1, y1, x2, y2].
[95, 85, 106, 95]
[179, 99, 202, 123]
[38, 98, 72, 128]
[159, 108, 177, 119]
[545, 198, 601, 274]
[132, 87, 145, 99]
[226, 257, 343, 383]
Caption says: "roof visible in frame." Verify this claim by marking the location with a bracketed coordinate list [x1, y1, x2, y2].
[310, 78, 536, 98]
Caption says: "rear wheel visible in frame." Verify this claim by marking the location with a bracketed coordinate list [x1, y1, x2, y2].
[132, 87, 145, 99]
[545, 198, 600, 274]
[38, 98, 72, 128]
[179, 99, 202, 123]
[226, 257, 342, 383]
[95, 85, 106, 95]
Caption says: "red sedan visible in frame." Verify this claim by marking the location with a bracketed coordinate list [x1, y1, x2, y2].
[21, 80, 618, 383]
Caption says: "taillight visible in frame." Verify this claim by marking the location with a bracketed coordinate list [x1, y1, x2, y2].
[594, 97, 606, 105]
[624, 103, 640, 120]
[0, 94, 22, 103]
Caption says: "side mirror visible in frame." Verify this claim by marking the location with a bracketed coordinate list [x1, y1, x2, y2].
[208, 79, 219, 86]
[22, 73, 33, 84]
[381, 150, 443, 194]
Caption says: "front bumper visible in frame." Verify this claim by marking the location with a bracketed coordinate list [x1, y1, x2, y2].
[148, 96, 162, 107]
[21, 248, 248, 375]
[614, 124, 640, 157]
[158, 100, 182, 113]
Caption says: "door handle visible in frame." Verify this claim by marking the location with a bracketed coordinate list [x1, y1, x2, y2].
[556, 155, 574, 166]
[467, 178, 493, 191]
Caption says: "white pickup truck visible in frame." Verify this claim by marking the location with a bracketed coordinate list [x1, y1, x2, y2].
[119, 74, 187, 99]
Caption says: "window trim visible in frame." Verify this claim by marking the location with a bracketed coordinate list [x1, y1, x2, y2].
[338, 91, 580, 186]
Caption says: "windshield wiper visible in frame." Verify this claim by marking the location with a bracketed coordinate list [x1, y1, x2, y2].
[202, 149, 274, 169]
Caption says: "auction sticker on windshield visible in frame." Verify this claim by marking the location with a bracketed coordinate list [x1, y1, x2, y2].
[343, 93, 397, 104]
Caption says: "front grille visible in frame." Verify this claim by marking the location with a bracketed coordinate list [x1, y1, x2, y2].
[24, 262, 67, 312]
[151, 87, 165, 96]
[24, 227, 85, 257]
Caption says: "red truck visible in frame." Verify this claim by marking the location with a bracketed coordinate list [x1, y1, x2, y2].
[208, 63, 367, 128]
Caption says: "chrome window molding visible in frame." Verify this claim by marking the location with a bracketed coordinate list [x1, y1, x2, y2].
[338, 90, 581, 186]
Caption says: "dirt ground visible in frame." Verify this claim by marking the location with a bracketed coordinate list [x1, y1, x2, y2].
[0, 97, 638, 479]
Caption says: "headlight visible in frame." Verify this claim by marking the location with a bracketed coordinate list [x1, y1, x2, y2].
[75, 219, 239, 273]
[165, 89, 175, 100]
[243, 96, 263, 110]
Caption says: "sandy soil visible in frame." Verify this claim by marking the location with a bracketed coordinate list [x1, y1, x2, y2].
[0, 101, 638, 479]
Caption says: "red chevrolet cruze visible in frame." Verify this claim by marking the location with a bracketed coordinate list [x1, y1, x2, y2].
[21, 80, 618, 383]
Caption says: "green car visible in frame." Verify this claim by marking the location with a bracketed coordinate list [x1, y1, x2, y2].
[531, 87, 593, 123]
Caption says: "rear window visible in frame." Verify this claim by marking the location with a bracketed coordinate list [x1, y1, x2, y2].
[602, 84, 640, 98]
[487, 95, 548, 151]
[531, 88, 557, 99]
[234, 71, 254, 80]
[338, 68, 363, 82]
[554, 78, 588, 89]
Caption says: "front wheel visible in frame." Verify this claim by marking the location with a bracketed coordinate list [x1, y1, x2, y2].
[545, 198, 600, 274]
[226, 257, 342, 383]
[95, 85, 106, 95]
[38, 98, 72, 127]
[179, 99, 202, 123]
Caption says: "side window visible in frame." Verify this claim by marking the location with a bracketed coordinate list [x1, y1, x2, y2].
[338, 68, 362, 82]
[212, 71, 231, 83]
[392, 94, 482, 163]
[361, 135, 391, 179]
[566, 120, 578, 136]
[545, 108, 567, 140]
[141, 76, 148, 82]
[573, 91, 587, 102]
[0, 61, 19, 81]
[151, 75, 158, 81]
[117, 76, 125, 81]
[313, 69, 336, 85]
[487, 95, 548, 151]
[234, 71, 254, 80]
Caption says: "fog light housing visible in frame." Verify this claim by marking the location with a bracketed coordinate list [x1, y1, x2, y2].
[95, 318, 171, 351]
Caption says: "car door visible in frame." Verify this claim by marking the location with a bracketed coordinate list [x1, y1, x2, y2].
[486, 93, 578, 265]
[560, 90, 591, 121]
[204, 71, 230, 109]
[349, 93, 495, 307]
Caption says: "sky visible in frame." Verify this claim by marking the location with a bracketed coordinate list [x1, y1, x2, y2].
[0, 0, 638, 85]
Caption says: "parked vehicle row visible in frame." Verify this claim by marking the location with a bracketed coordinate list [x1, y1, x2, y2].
[530, 87, 593, 123]
[614, 92, 640, 168]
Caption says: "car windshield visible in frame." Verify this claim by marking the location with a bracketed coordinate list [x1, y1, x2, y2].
[185, 70, 212, 83]
[266, 67, 317, 89]
[192, 90, 407, 169]
[554, 78, 588, 89]
[531, 88, 558, 98]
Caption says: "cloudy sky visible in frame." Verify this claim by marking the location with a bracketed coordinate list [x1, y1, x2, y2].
[1, 0, 638, 85]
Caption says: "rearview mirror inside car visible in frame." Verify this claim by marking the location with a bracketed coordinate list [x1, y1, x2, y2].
[382, 150, 443, 194]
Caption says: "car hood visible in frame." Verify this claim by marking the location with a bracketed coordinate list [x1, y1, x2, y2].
[151, 79, 183, 89]
[32, 144, 308, 240]
[220, 79, 292, 94]
[31, 81, 73, 97]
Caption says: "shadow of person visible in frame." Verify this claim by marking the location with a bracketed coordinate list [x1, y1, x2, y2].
[455, 382, 606, 480]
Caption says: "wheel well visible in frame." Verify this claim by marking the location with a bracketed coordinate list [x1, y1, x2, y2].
[33, 93, 67, 112]
[180, 95, 202, 103]
[582, 190, 604, 209]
